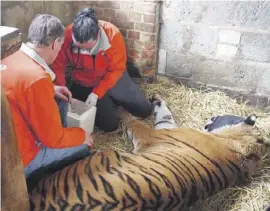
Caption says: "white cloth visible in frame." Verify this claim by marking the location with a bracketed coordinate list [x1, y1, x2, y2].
[20, 43, 56, 81]
[85, 92, 98, 109]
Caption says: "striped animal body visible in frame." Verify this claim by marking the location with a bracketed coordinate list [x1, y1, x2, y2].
[29, 94, 266, 211]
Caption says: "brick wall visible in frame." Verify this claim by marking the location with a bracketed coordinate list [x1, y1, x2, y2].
[73, 1, 161, 80]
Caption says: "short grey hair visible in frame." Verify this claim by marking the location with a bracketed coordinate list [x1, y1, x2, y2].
[27, 14, 65, 47]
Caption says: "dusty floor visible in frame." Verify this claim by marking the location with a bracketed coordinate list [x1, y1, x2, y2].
[92, 77, 270, 211]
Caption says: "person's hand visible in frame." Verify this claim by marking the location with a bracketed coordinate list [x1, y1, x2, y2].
[85, 92, 98, 109]
[83, 133, 94, 148]
[54, 85, 72, 102]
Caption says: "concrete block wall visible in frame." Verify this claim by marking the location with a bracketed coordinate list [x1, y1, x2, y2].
[1, 1, 75, 41]
[72, 1, 160, 80]
[159, 1, 270, 109]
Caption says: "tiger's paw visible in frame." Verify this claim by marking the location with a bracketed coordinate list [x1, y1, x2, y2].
[149, 94, 162, 107]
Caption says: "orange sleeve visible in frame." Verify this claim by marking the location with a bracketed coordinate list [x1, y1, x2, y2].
[50, 41, 68, 86]
[93, 31, 127, 98]
[25, 77, 85, 148]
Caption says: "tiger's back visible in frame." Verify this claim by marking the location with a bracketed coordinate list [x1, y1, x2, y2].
[29, 124, 265, 211]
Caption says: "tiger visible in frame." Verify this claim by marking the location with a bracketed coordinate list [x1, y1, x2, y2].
[29, 94, 266, 211]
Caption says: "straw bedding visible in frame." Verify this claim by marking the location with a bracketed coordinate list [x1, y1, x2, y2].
[92, 76, 270, 211]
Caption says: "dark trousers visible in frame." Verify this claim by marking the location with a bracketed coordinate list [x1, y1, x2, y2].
[70, 71, 152, 132]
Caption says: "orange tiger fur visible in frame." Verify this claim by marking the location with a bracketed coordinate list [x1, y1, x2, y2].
[29, 96, 266, 211]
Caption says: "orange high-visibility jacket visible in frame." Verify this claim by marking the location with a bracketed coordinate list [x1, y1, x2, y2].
[50, 20, 127, 98]
[1, 47, 85, 166]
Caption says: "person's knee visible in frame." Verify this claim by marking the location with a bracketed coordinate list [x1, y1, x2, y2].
[97, 116, 120, 132]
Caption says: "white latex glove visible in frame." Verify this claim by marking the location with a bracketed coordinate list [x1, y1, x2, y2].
[85, 92, 98, 109]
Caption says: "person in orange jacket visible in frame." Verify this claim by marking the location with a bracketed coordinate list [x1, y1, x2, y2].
[50, 8, 152, 132]
[1, 14, 93, 190]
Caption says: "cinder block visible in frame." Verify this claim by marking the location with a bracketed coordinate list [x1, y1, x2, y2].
[219, 29, 241, 45]
[158, 49, 167, 74]
[216, 44, 238, 60]
[190, 25, 218, 57]
[240, 32, 270, 62]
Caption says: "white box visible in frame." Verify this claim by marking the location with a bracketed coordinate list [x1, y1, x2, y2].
[67, 99, 97, 134]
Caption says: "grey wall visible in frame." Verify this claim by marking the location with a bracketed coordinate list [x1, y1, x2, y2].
[158, 1, 270, 98]
[1, 1, 74, 41]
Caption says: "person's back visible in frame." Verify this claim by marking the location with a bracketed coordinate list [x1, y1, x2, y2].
[1, 50, 54, 166]
[1, 14, 93, 191]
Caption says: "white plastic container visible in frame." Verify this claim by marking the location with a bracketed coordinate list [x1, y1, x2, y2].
[67, 99, 97, 134]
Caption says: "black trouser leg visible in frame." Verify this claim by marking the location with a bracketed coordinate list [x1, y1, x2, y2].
[70, 71, 152, 132]
[110, 71, 152, 118]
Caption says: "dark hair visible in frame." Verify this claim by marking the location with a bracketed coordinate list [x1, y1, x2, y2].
[27, 14, 65, 47]
[72, 8, 100, 43]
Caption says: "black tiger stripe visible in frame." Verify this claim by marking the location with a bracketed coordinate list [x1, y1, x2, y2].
[56, 170, 61, 191]
[180, 155, 210, 195]
[41, 177, 47, 199]
[227, 159, 241, 174]
[111, 167, 125, 181]
[151, 168, 180, 210]
[63, 164, 73, 200]
[71, 203, 85, 211]
[85, 158, 99, 191]
[99, 175, 117, 202]
[168, 152, 197, 185]
[114, 151, 121, 161]
[48, 204, 57, 211]
[52, 178, 57, 202]
[211, 170, 223, 190]
[87, 191, 102, 209]
[101, 152, 105, 166]
[143, 153, 187, 199]
[57, 198, 69, 211]
[75, 177, 84, 203]
[141, 175, 163, 210]
[101, 201, 119, 211]
[188, 155, 216, 194]
[121, 191, 137, 210]
[166, 134, 228, 188]
[152, 152, 189, 186]
[125, 174, 142, 198]
[106, 157, 113, 174]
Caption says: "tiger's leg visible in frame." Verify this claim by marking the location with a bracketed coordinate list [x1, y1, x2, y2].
[149, 94, 178, 130]
[120, 110, 155, 153]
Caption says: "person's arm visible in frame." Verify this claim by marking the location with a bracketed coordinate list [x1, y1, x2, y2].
[25, 77, 85, 148]
[92, 31, 127, 98]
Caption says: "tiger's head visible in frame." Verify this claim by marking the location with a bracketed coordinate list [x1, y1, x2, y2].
[203, 114, 266, 178]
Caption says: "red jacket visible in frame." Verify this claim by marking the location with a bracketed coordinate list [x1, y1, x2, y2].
[50, 20, 127, 98]
[1, 45, 85, 166]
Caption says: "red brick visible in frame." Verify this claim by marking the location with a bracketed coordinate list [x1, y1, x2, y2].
[125, 39, 134, 50]
[135, 22, 155, 33]
[119, 28, 127, 37]
[95, 1, 120, 9]
[103, 9, 116, 19]
[144, 41, 156, 50]
[142, 49, 155, 58]
[142, 68, 155, 77]
[130, 12, 141, 22]
[129, 49, 140, 59]
[128, 31, 140, 40]
[134, 3, 156, 14]
[110, 19, 134, 29]
[115, 10, 129, 20]
[143, 14, 156, 23]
